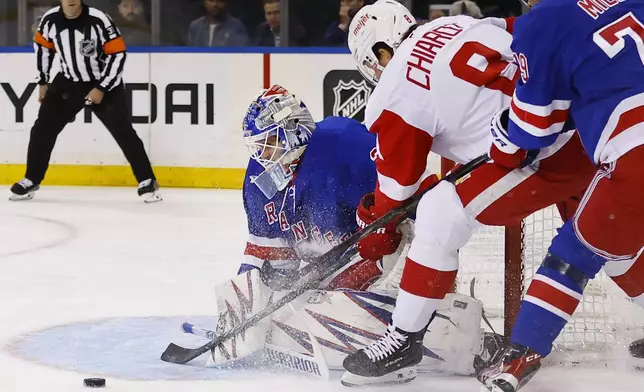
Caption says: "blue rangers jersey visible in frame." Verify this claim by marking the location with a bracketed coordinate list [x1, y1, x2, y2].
[506, 0, 644, 164]
[239, 116, 377, 273]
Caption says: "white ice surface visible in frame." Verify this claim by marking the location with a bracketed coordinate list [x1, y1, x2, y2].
[0, 186, 642, 392]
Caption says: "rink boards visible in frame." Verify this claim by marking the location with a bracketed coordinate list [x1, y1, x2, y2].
[0, 48, 447, 188]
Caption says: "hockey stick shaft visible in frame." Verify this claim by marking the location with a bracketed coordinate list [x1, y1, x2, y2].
[160, 154, 490, 364]
[182, 322, 216, 340]
[181, 321, 330, 378]
[294, 154, 490, 280]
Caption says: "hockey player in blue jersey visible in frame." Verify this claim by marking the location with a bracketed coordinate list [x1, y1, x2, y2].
[238, 84, 383, 290]
[480, 0, 644, 390]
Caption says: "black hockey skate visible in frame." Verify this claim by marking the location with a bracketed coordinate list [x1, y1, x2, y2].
[478, 343, 542, 392]
[137, 179, 162, 203]
[340, 323, 426, 387]
[9, 178, 40, 201]
[473, 332, 508, 377]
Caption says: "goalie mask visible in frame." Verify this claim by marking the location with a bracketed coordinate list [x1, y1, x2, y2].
[242, 85, 316, 199]
[348, 0, 416, 85]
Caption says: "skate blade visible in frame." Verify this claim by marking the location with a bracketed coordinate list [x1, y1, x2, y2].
[480, 383, 508, 392]
[142, 192, 162, 203]
[340, 366, 416, 388]
[480, 373, 519, 392]
[9, 193, 34, 201]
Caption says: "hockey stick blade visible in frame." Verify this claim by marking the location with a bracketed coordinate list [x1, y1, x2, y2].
[161, 276, 327, 363]
[160, 154, 490, 365]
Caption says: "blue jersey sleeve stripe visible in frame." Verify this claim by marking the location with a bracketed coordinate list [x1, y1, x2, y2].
[511, 91, 571, 117]
[508, 118, 560, 149]
[510, 94, 570, 135]
[509, 103, 568, 137]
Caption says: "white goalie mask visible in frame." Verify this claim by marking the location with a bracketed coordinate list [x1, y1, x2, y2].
[348, 0, 416, 85]
[242, 85, 316, 199]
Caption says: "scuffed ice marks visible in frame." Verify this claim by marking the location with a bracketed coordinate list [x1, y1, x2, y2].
[6, 316, 290, 380]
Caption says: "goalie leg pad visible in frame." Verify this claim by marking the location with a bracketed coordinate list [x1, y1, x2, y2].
[207, 268, 277, 366]
[425, 293, 485, 375]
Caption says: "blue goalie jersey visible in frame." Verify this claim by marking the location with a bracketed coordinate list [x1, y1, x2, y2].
[239, 116, 377, 273]
[506, 0, 644, 164]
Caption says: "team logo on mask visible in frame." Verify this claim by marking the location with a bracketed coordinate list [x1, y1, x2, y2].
[79, 39, 97, 57]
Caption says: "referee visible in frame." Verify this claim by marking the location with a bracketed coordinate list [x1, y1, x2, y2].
[10, 0, 161, 203]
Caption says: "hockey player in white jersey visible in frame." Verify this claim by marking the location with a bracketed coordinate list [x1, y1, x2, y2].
[340, 0, 598, 387]
[192, 85, 493, 379]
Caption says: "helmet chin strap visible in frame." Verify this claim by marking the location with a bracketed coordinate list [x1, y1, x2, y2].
[374, 63, 387, 83]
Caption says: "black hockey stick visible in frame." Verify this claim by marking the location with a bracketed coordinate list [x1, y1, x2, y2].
[160, 153, 491, 364]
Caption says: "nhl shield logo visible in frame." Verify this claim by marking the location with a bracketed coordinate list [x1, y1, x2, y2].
[79, 39, 97, 57]
[323, 70, 374, 122]
[332, 79, 371, 120]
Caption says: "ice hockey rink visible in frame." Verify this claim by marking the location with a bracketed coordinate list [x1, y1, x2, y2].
[0, 186, 642, 392]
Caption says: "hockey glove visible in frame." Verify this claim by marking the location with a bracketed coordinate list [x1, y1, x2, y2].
[489, 107, 539, 169]
[356, 193, 402, 261]
[259, 261, 301, 291]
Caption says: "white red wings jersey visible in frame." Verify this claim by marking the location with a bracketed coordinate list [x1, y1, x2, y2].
[364, 16, 518, 213]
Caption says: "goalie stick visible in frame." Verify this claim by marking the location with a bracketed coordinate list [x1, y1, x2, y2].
[181, 309, 331, 380]
[160, 153, 491, 365]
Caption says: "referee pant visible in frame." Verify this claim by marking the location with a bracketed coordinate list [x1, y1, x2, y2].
[25, 74, 156, 185]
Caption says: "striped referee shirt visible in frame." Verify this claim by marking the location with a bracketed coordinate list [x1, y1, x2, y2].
[34, 4, 126, 92]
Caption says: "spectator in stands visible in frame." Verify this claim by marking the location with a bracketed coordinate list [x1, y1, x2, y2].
[0, 3, 17, 46]
[83, 0, 113, 8]
[187, 0, 248, 46]
[253, 0, 305, 46]
[428, 5, 447, 20]
[449, 0, 483, 17]
[0, 0, 59, 45]
[322, 0, 363, 46]
[117, 0, 151, 45]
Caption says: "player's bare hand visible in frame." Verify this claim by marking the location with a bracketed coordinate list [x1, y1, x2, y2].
[38, 84, 48, 103]
[84, 88, 104, 105]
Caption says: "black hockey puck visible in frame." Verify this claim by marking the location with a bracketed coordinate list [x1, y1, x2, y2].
[629, 338, 644, 359]
[83, 378, 106, 388]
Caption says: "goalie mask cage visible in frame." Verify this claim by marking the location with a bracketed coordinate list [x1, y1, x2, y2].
[441, 158, 644, 365]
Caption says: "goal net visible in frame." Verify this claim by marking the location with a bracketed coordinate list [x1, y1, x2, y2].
[457, 206, 644, 365]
